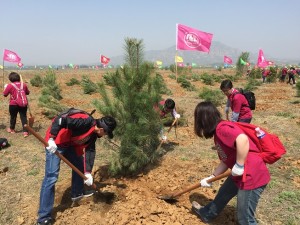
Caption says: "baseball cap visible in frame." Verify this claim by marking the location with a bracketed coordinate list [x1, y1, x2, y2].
[96, 116, 117, 139]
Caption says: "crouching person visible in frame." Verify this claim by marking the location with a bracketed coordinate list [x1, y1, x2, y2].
[36, 108, 117, 225]
[154, 98, 180, 141]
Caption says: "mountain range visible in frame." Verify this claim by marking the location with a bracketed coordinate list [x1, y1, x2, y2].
[109, 41, 299, 67]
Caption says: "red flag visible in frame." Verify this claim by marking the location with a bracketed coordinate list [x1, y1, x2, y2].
[176, 24, 213, 53]
[3, 49, 21, 63]
[100, 55, 110, 65]
[224, 56, 233, 64]
[257, 49, 269, 68]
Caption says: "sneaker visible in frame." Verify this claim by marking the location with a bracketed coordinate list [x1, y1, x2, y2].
[192, 201, 207, 223]
[23, 132, 29, 138]
[6, 128, 15, 133]
[71, 189, 95, 201]
[36, 219, 52, 225]
[192, 201, 202, 210]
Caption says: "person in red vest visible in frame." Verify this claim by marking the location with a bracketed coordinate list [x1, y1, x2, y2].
[154, 98, 180, 141]
[3, 72, 30, 137]
[262, 68, 270, 83]
[287, 67, 296, 86]
[280, 66, 288, 82]
[220, 79, 252, 124]
[192, 101, 270, 224]
[36, 108, 117, 225]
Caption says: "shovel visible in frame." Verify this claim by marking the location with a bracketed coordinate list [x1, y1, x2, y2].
[24, 124, 116, 202]
[28, 102, 34, 128]
[155, 118, 178, 152]
[19, 74, 34, 128]
[24, 124, 99, 189]
[158, 169, 231, 203]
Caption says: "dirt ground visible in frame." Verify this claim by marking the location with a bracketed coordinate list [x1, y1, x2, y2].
[0, 69, 300, 225]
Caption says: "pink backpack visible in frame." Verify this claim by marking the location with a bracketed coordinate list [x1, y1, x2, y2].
[236, 122, 286, 164]
[10, 82, 28, 107]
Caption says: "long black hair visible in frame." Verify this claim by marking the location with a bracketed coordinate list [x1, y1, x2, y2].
[194, 101, 222, 139]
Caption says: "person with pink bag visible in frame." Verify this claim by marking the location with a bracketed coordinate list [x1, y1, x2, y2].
[3, 72, 30, 137]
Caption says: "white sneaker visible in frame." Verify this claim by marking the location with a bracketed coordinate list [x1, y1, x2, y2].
[192, 201, 202, 210]
[71, 190, 95, 201]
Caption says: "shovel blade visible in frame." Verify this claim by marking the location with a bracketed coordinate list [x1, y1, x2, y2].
[157, 195, 178, 203]
[28, 116, 34, 128]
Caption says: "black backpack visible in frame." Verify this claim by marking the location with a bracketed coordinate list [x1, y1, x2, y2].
[234, 89, 256, 110]
[0, 138, 10, 150]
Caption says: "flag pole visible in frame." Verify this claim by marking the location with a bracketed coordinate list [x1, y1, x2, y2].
[175, 23, 178, 82]
[2, 60, 4, 90]
[175, 51, 178, 82]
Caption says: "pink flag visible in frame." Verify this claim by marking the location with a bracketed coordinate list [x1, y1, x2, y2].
[176, 24, 213, 53]
[100, 55, 110, 65]
[257, 49, 269, 68]
[224, 56, 233, 64]
[3, 49, 22, 63]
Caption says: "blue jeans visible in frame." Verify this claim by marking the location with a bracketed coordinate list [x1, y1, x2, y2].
[37, 147, 84, 223]
[197, 176, 266, 225]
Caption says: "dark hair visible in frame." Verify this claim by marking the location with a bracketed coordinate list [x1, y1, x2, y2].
[164, 98, 175, 110]
[96, 116, 117, 139]
[8, 72, 21, 82]
[220, 79, 233, 90]
[194, 101, 222, 139]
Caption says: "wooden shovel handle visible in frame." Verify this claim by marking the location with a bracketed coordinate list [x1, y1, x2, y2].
[166, 118, 178, 134]
[24, 124, 97, 190]
[172, 169, 231, 198]
[155, 118, 178, 152]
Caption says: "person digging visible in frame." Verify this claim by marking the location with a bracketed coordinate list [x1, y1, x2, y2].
[35, 108, 117, 225]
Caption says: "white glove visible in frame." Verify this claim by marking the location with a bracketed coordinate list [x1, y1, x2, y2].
[232, 163, 244, 176]
[46, 138, 57, 154]
[175, 114, 181, 119]
[200, 175, 215, 187]
[4, 84, 8, 89]
[84, 173, 93, 186]
[162, 135, 167, 141]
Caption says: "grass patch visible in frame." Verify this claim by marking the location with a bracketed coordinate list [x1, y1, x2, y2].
[275, 112, 295, 119]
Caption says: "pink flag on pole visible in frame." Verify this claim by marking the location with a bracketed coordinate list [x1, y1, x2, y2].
[100, 55, 110, 65]
[176, 24, 213, 53]
[224, 56, 233, 64]
[3, 49, 22, 63]
[257, 49, 269, 68]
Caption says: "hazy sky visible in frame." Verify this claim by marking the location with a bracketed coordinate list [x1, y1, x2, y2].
[1, 0, 299, 65]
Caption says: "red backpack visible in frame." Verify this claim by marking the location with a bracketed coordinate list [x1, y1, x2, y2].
[10, 82, 28, 107]
[236, 122, 286, 164]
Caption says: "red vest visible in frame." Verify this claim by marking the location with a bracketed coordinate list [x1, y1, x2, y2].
[45, 113, 95, 156]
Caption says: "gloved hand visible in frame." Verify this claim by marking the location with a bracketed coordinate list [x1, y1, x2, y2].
[232, 163, 244, 176]
[4, 84, 8, 89]
[84, 173, 93, 186]
[161, 135, 167, 141]
[200, 175, 215, 187]
[46, 138, 57, 154]
[175, 114, 181, 119]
